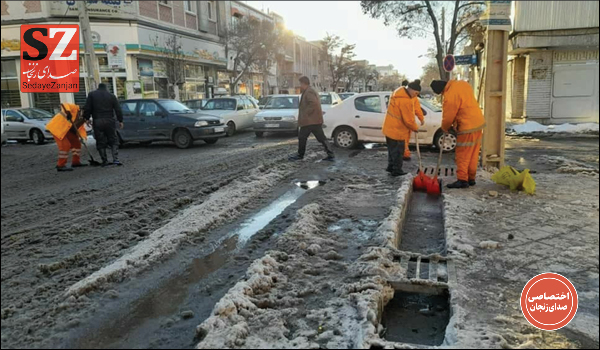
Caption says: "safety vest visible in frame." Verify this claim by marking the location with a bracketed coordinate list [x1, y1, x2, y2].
[46, 103, 87, 140]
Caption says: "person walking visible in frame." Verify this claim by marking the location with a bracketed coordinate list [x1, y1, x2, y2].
[83, 83, 124, 166]
[400, 79, 426, 161]
[382, 80, 421, 176]
[289, 76, 335, 161]
[430, 79, 486, 188]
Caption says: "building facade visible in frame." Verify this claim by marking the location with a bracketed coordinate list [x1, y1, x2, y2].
[508, 1, 599, 124]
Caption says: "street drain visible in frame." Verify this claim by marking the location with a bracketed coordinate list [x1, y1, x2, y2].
[417, 166, 455, 176]
[401, 256, 448, 283]
[398, 192, 446, 255]
[295, 180, 326, 190]
[381, 289, 450, 346]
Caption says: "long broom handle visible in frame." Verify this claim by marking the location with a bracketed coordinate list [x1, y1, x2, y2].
[434, 133, 445, 177]
[415, 131, 423, 174]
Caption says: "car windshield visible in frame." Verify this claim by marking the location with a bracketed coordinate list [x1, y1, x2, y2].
[264, 96, 299, 109]
[258, 97, 269, 105]
[202, 99, 236, 111]
[157, 100, 194, 113]
[319, 94, 332, 105]
[419, 98, 442, 112]
[339, 94, 352, 100]
[19, 108, 53, 120]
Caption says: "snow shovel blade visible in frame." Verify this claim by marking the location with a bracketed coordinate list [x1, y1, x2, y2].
[426, 176, 442, 196]
[413, 171, 430, 191]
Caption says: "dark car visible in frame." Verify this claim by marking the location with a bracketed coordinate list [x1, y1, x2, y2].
[118, 99, 227, 149]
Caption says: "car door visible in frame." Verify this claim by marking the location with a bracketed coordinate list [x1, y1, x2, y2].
[4, 110, 28, 139]
[118, 101, 140, 141]
[243, 98, 259, 128]
[353, 94, 385, 140]
[231, 97, 247, 129]
[137, 100, 169, 140]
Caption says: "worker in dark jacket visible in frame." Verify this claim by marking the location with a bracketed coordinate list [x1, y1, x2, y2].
[83, 83, 124, 166]
[289, 76, 334, 161]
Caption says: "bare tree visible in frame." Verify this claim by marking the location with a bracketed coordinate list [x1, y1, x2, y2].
[151, 34, 186, 100]
[320, 34, 357, 91]
[222, 17, 281, 94]
[361, 1, 484, 80]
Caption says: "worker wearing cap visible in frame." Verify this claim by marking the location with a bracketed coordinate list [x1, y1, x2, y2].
[45, 103, 88, 172]
[400, 79, 426, 161]
[430, 80, 485, 189]
[382, 80, 421, 176]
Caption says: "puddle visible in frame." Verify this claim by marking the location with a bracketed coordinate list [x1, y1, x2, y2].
[295, 180, 326, 190]
[399, 192, 446, 255]
[364, 143, 387, 150]
[328, 218, 378, 241]
[381, 290, 450, 346]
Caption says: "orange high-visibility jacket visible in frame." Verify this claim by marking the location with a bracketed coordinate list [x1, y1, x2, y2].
[382, 87, 420, 141]
[46, 103, 87, 140]
[441, 80, 485, 134]
[413, 97, 424, 124]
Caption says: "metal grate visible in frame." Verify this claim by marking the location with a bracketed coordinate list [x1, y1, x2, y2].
[400, 256, 448, 283]
[417, 167, 455, 177]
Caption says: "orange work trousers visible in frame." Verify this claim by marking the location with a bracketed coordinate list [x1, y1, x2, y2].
[455, 130, 482, 181]
[54, 131, 82, 168]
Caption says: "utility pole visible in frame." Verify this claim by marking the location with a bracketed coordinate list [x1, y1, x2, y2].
[78, 1, 100, 92]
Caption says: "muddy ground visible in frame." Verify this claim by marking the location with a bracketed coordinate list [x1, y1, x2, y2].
[1, 132, 598, 349]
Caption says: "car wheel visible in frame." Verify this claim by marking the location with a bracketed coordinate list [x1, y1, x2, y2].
[31, 129, 45, 145]
[174, 129, 193, 149]
[434, 130, 457, 152]
[333, 126, 358, 149]
[226, 122, 236, 137]
[204, 138, 218, 145]
[255, 131, 264, 138]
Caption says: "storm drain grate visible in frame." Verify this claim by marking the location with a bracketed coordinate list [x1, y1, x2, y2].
[401, 256, 448, 283]
[417, 167, 455, 177]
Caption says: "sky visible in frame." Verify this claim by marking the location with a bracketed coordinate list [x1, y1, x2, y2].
[246, 1, 431, 79]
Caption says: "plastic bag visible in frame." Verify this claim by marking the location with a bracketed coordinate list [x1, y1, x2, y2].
[492, 166, 536, 195]
[491, 166, 519, 186]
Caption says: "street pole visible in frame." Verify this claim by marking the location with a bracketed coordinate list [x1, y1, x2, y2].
[78, 1, 100, 92]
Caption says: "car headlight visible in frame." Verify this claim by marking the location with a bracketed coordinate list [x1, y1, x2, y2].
[195, 121, 209, 127]
[283, 115, 296, 121]
[254, 116, 264, 122]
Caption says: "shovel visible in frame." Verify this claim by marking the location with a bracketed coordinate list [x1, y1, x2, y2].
[413, 131, 429, 191]
[426, 134, 444, 196]
[62, 105, 101, 167]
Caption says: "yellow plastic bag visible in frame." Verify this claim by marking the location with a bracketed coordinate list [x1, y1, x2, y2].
[521, 170, 536, 195]
[491, 166, 519, 186]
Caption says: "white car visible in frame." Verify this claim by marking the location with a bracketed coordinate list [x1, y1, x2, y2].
[1, 108, 55, 145]
[198, 96, 260, 136]
[319, 92, 343, 111]
[322, 92, 457, 151]
[338, 92, 357, 101]
[253, 95, 300, 137]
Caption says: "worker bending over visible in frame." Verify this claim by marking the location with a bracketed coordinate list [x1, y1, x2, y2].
[430, 80, 486, 189]
[46, 103, 88, 172]
[382, 80, 421, 176]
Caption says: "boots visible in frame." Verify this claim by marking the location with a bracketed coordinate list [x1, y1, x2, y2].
[447, 180, 469, 189]
[98, 148, 109, 167]
[111, 145, 122, 166]
[469, 180, 476, 186]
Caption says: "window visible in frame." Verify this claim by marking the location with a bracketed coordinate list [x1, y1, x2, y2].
[157, 100, 192, 113]
[202, 98, 236, 111]
[354, 96, 382, 113]
[265, 96, 299, 109]
[1, 60, 21, 108]
[244, 98, 255, 110]
[139, 101, 160, 117]
[208, 1, 216, 21]
[4, 110, 22, 122]
[19, 108, 53, 120]
[319, 94, 332, 105]
[184, 0, 193, 12]
[120, 102, 138, 117]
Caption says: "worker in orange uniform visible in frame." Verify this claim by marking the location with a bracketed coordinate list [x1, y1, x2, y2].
[430, 80, 486, 189]
[382, 80, 421, 176]
[400, 79, 426, 161]
[46, 103, 88, 172]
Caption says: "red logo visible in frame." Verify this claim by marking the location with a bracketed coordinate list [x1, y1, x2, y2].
[20, 25, 79, 93]
[521, 273, 578, 331]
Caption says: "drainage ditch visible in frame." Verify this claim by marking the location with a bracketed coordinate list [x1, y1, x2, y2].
[398, 191, 446, 255]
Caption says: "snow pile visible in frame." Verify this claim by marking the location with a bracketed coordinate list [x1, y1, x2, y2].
[508, 121, 599, 134]
[66, 155, 317, 297]
[375, 175, 413, 248]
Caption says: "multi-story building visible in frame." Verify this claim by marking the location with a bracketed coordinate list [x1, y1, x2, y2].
[507, 1, 599, 123]
[376, 64, 398, 77]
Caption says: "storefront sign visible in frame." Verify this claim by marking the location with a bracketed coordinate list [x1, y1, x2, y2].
[480, 1, 512, 31]
[138, 59, 153, 76]
[49, 1, 136, 19]
[106, 43, 126, 70]
[20, 24, 80, 93]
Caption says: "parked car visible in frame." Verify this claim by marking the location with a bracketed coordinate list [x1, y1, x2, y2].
[338, 92, 357, 101]
[257, 96, 270, 109]
[322, 92, 457, 151]
[1, 115, 6, 145]
[1, 108, 55, 145]
[253, 95, 300, 137]
[182, 99, 206, 112]
[117, 99, 227, 149]
[319, 92, 343, 111]
[199, 96, 260, 136]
